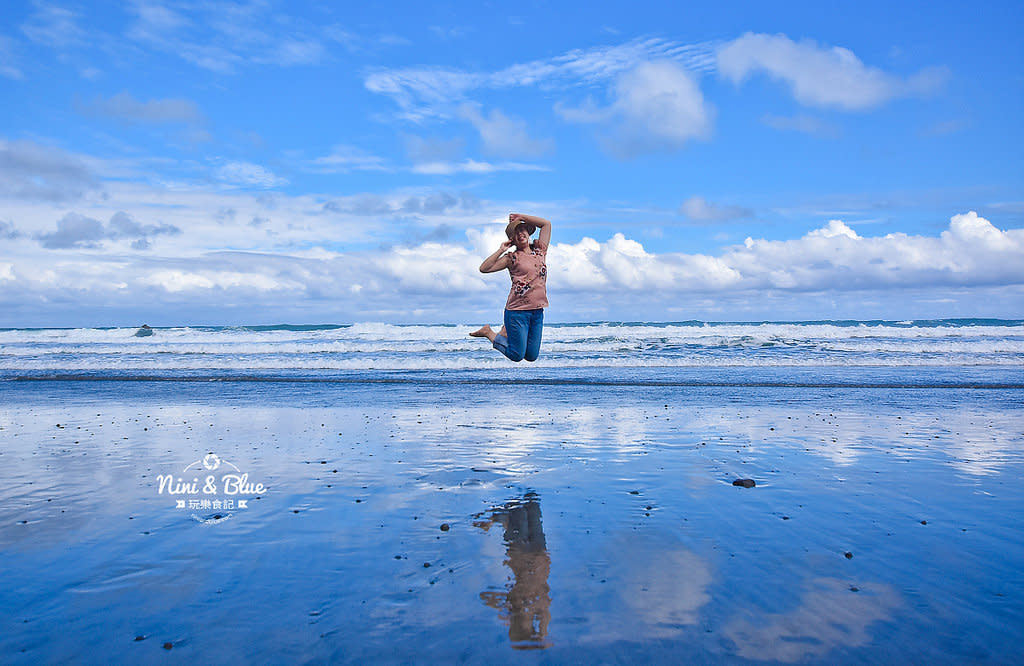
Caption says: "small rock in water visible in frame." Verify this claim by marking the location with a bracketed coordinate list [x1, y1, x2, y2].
[844, 552, 854, 559]
[133, 635, 146, 642]
[439, 523, 450, 531]
[162, 642, 173, 650]
[732, 479, 756, 488]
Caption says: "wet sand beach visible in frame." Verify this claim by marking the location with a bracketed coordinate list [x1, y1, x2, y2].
[1, 379, 1022, 663]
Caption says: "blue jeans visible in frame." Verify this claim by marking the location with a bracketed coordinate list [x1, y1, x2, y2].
[493, 309, 544, 362]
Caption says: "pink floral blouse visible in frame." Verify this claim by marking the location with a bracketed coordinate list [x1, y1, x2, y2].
[505, 243, 548, 310]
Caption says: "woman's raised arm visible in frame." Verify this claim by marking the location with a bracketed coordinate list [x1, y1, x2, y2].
[512, 213, 551, 248]
[479, 240, 513, 273]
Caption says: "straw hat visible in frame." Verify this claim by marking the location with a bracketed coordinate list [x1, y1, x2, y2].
[505, 218, 537, 239]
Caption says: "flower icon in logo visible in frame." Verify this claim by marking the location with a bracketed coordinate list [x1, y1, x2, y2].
[202, 453, 221, 471]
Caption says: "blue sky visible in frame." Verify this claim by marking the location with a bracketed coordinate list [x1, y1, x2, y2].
[1, 0, 1022, 325]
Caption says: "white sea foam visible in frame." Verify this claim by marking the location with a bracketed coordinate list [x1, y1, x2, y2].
[1, 321, 1021, 374]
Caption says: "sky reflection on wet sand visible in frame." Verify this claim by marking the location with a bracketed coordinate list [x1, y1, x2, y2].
[1, 381, 1022, 663]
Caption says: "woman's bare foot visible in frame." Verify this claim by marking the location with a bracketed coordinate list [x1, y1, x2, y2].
[470, 325, 496, 342]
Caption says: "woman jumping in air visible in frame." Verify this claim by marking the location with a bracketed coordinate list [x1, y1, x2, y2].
[470, 213, 551, 362]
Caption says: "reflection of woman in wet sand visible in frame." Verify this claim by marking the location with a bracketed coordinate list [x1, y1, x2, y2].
[470, 213, 551, 362]
[474, 492, 551, 649]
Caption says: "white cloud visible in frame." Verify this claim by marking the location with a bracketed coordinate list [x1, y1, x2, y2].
[140, 269, 288, 293]
[216, 162, 288, 189]
[458, 104, 552, 158]
[717, 33, 947, 110]
[558, 61, 713, 156]
[732, 212, 1023, 290]
[2, 171, 1022, 322]
[549, 233, 742, 292]
[805, 219, 859, 239]
[680, 196, 752, 222]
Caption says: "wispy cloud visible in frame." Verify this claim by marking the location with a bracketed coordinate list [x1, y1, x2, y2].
[307, 145, 389, 174]
[680, 196, 753, 223]
[322, 191, 480, 217]
[364, 37, 719, 120]
[0, 36, 25, 79]
[125, 0, 328, 73]
[403, 134, 464, 163]
[79, 92, 204, 124]
[20, 1, 89, 47]
[457, 104, 552, 158]
[761, 113, 839, 137]
[409, 160, 550, 175]
[216, 161, 289, 189]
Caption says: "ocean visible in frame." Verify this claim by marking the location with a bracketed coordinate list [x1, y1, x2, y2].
[2, 319, 1023, 386]
[2, 318, 1023, 662]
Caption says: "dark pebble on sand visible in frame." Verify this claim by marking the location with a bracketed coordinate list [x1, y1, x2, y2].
[733, 479, 756, 488]
[440, 523, 450, 531]
[845, 552, 853, 559]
